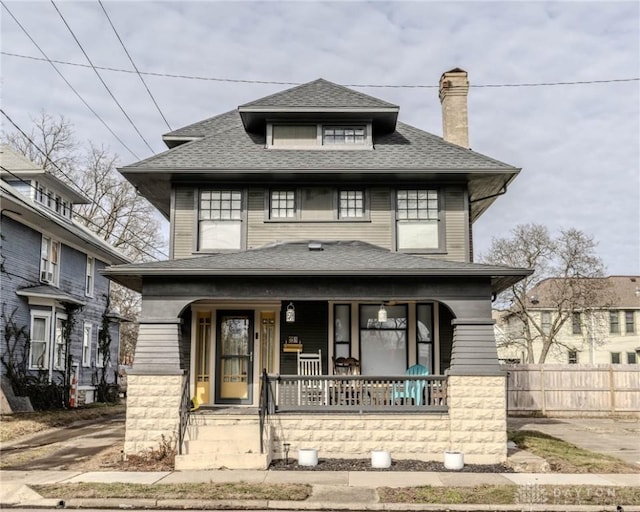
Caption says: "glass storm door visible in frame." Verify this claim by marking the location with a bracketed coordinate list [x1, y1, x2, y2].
[216, 311, 253, 404]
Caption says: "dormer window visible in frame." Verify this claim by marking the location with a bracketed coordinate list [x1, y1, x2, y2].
[323, 126, 365, 145]
[267, 123, 372, 149]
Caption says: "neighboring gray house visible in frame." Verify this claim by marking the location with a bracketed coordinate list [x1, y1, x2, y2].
[0, 144, 130, 408]
[105, 69, 532, 469]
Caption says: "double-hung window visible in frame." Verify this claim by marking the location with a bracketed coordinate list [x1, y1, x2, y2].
[338, 190, 365, 219]
[270, 190, 296, 219]
[610, 311, 620, 334]
[568, 349, 579, 364]
[396, 189, 440, 250]
[625, 311, 635, 334]
[198, 190, 243, 251]
[541, 311, 551, 334]
[572, 312, 582, 335]
[85, 256, 95, 297]
[40, 236, 60, 285]
[30, 313, 50, 369]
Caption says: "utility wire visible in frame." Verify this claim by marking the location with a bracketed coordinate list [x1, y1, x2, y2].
[0, 3, 140, 160]
[50, 0, 155, 154]
[1, 164, 163, 262]
[97, 0, 172, 131]
[2, 51, 639, 89]
[1, 109, 168, 260]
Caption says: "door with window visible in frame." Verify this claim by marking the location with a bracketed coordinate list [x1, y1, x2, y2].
[215, 311, 254, 404]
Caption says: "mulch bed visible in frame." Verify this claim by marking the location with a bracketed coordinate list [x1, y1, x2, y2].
[269, 458, 514, 472]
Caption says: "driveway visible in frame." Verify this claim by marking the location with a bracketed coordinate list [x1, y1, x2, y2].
[508, 416, 640, 467]
[1, 413, 125, 470]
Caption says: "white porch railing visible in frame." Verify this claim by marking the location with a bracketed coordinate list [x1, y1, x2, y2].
[272, 374, 448, 413]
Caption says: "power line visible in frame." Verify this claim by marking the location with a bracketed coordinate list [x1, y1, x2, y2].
[1, 164, 162, 262]
[1, 109, 168, 260]
[0, 3, 140, 160]
[98, 0, 172, 131]
[2, 51, 638, 89]
[50, 0, 155, 154]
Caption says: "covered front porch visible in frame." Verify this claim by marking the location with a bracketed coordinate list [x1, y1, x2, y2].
[104, 241, 531, 467]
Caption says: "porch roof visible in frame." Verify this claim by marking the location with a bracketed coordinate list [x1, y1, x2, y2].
[104, 240, 532, 294]
[16, 284, 86, 306]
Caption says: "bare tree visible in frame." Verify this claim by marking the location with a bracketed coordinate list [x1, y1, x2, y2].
[2, 112, 165, 364]
[482, 223, 612, 363]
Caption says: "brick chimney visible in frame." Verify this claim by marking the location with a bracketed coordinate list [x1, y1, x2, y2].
[439, 68, 469, 148]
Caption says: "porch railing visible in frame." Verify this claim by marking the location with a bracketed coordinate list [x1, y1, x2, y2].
[272, 374, 448, 413]
[177, 370, 191, 455]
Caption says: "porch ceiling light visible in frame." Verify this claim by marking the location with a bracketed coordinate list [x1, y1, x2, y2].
[378, 304, 388, 322]
[286, 302, 296, 323]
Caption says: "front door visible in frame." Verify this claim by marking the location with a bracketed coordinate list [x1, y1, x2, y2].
[215, 310, 253, 404]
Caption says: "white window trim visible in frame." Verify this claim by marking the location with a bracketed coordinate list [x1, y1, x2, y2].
[82, 322, 93, 367]
[85, 256, 95, 297]
[29, 311, 52, 370]
[40, 235, 61, 286]
[53, 313, 68, 371]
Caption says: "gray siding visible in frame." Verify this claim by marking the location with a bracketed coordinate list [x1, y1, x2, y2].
[0, 215, 118, 389]
[171, 185, 470, 261]
[173, 186, 195, 259]
[247, 188, 392, 249]
[443, 186, 467, 262]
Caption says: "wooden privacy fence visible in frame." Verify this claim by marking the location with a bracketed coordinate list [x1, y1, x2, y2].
[506, 364, 640, 416]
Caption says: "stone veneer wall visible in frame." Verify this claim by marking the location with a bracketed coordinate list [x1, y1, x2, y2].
[447, 375, 507, 463]
[124, 374, 184, 454]
[268, 375, 507, 464]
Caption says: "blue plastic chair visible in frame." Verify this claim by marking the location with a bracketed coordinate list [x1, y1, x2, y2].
[392, 364, 429, 405]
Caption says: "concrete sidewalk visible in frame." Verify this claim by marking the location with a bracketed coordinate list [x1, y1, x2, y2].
[1, 469, 639, 511]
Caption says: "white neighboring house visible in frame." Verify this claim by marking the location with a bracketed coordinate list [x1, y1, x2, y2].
[495, 275, 640, 365]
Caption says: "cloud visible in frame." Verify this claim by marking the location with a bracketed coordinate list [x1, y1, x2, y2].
[1, 0, 638, 273]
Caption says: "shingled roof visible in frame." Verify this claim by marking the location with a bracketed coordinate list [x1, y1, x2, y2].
[239, 79, 399, 109]
[104, 240, 532, 293]
[120, 78, 519, 220]
[125, 113, 514, 171]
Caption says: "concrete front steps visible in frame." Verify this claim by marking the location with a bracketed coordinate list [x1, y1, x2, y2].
[174, 412, 272, 470]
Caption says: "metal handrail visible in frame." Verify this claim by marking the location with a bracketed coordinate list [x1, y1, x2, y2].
[258, 368, 275, 454]
[177, 370, 191, 455]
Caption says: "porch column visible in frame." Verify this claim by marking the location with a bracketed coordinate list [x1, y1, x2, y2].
[124, 318, 186, 455]
[447, 318, 507, 464]
[448, 318, 501, 375]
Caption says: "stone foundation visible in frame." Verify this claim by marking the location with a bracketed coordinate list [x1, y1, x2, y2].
[269, 376, 508, 465]
[123, 374, 507, 464]
[124, 374, 184, 454]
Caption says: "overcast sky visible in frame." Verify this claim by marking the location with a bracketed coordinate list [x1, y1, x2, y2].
[1, 1, 638, 274]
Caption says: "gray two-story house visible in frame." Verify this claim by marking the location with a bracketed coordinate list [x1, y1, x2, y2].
[105, 69, 532, 469]
[0, 144, 130, 409]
